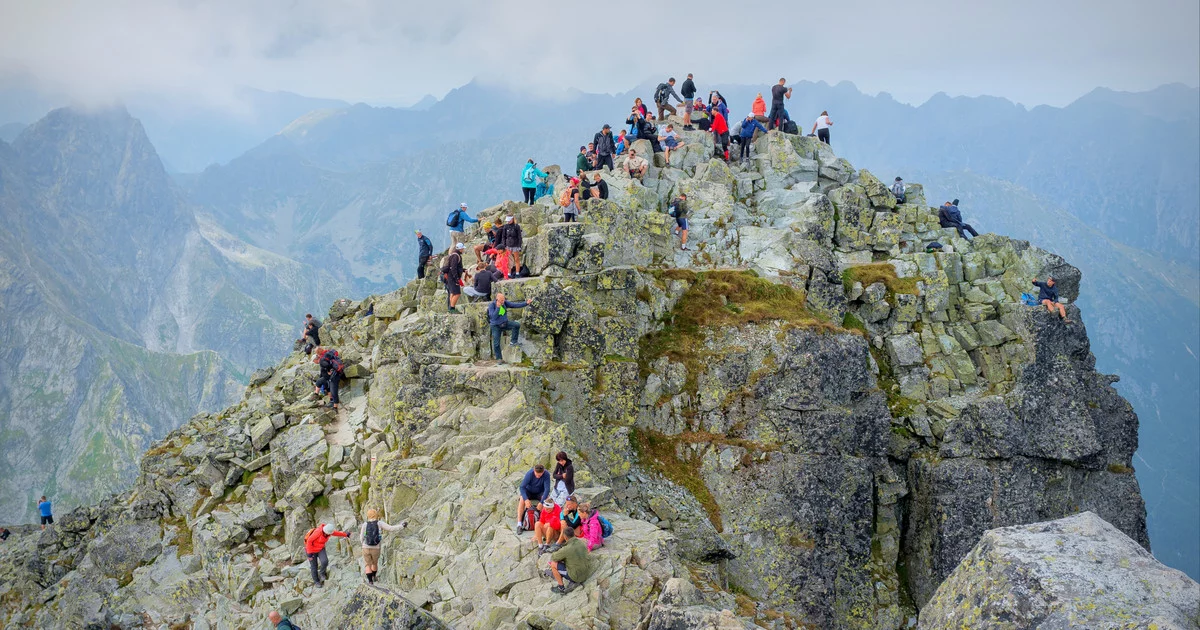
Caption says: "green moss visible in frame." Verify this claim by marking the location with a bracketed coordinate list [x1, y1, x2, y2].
[636, 286, 652, 303]
[164, 516, 194, 556]
[841, 312, 868, 335]
[311, 494, 330, 510]
[842, 263, 921, 302]
[630, 427, 723, 532]
[541, 361, 590, 372]
[1107, 463, 1134, 474]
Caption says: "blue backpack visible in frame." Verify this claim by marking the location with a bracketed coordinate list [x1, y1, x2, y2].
[1021, 292, 1038, 306]
[446, 209, 462, 229]
[598, 515, 613, 538]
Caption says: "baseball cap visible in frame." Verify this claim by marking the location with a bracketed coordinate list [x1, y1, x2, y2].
[455, 243, 465, 250]
[505, 215, 514, 222]
[460, 202, 468, 208]
[323, 523, 334, 535]
[602, 123, 611, 129]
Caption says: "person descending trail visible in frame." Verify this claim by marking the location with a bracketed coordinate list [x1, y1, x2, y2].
[516, 464, 551, 533]
[653, 78, 683, 122]
[680, 73, 697, 130]
[488, 292, 530, 366]
[768, 78, 793, 129]
[415, 230, 433, 280]
[892, 177, 907, 204]
[447, 203, 478, 248]
[938, 201, 979, 240]
[441, 243, 466, 313]
[37, 496, 52, 530]
[811, 110, 833, 145]
[360, 509, 404, 584]
[305, 523, 350, 588]
[1032, 277, 1072, 323]
[546, 527, 595, 595]
[738, 115, 768, 164]
[521, 160, 548, 204]
[593, 125, 617, 171]
[316, 348, 345, 410]
[669, 193, 690, 250]
[300, 313, 321, 354]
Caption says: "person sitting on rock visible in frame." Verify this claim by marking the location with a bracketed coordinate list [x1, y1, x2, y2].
[0, 527, 10, 541]
[892, 177, 907, 204]
[658, 124, 683, 166]
[575, 145, 589, 176]
[268, 611, 300, 629]
[547, 526, 595, 594]
[615, 129, 628, 155]
[938, 201, 979, 240]
[625, 109, 662, 152]
[360, 509, 404, 584]
[473, 220, 499, 264]
[547, 495, 581, 552]
[517, 463, 551, 532]
[488, 292, 529, 365]
[463, 262, 494, 301]
[738, 115, 768, 163]
[305, 523, 351, 588]
[624, 149, 649, 181]
[581, 172, 609, 200]
[1032, 277, 1071, 323]
[752, 92, 767, 121]
[670, 193, 690, 251]
[533, 498, 563, 553]
[577, 502, 604, 551]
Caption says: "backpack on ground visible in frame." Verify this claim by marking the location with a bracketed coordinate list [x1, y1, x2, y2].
[1021, 292, 1039, 306]
[654, 83, 669, 104]
[446, 209, 463, 229]
[364, 520, 381, 546]
[782, 120, 799, 135]
[598, 514, 613, 538]
[523, 505, 540, 532]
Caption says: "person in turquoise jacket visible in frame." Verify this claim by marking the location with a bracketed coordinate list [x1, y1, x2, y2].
[521, 159, 548, 204]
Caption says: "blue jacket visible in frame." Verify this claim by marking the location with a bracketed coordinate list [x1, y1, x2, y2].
[38, 501, 51, 517]
[521, 164, 548, 188]
[519, 468, 550, 501]
[740, 119, 767, 139]
[417, 235, 433, 257]
[487, 300, 527, 327]
[1032, 280, 1059, 303]
[451, 208, 478, 230]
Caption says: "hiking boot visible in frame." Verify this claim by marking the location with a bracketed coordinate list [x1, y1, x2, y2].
[681, 245, 689, 251]
[496, 360, 506, 366]
[683, 125, 694, 131]
[516, 521, 524, 534]
[562, 580, 578, 593]
[508, 341, 519, 346]
[537, 544, 548, 554]
[315, 581, 325, 588]
[551, 585, 567, 594]
[545, 543, 562, 553]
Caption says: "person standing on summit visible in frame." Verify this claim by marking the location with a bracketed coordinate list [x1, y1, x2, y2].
[37, 496, 52, 530]
[415, 230, 433, 280]
[593, 125, 617, 171]
[441, 243, 467, 313]
[654, 78, 683, 122]
[768, 78, 793, 129]
[680, 73, 697, 130]
[811, 110, 833, 145]
[521, 160, 548, 204]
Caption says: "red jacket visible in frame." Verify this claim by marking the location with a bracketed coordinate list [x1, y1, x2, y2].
[711, 111, 728, 135]
[305, 525, 349, 554]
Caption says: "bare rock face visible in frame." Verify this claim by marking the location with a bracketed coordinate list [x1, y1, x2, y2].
[919, 512, 1199, 630]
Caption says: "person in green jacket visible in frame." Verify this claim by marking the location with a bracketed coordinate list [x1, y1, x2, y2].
[575, 146, 589, 176]
[521, 159, 548, 204]
[546, 527, 594, 594]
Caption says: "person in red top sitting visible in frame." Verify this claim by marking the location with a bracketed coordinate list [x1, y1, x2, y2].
[532, 498, 562, 554]
[305, 523, 350, 587]
[710, 109, 730, 161]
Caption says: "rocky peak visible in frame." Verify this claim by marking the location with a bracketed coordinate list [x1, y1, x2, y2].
[0, 119, 1165, 629]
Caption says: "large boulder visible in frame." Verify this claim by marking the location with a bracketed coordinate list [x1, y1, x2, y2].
[919, 512, 1200, 630]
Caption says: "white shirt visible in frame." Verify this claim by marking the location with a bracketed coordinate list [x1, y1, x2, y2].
[360, 520, 401, 549]
[815, 115, 832, 130]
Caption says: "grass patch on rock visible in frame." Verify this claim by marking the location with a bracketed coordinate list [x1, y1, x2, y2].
[841, 263, 920, 301]
[630, 427, 723, 532]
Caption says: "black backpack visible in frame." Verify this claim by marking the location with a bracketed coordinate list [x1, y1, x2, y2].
[364, 520, 381, 546]
[446, 209, 463, 228]
[654, 83, 669, 104]
[323, 350, 344, 374]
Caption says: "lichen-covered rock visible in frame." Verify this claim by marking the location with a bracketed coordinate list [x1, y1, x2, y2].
[919, 512, 1199, 630]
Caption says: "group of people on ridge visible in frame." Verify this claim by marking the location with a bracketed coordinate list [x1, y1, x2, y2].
[515, 453, 607, 594]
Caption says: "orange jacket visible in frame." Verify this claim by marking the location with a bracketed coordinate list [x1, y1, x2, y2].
[752, 96, 766, 117]
[305, 525, 349, 554]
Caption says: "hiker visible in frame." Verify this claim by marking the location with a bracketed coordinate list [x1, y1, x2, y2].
[658, 124, 683, 166]
[300, 313, 321, 354]
[500, 215, 524, 272]
[670, 193, 690, 250]
[37, 496, 52, 530]
[1032, 277, 1071, 323]
[305, 523, 350, 588]
[738, 115, 768, 163]
[441, 243, 466, 312]
[560, 178, 582, 222]
[626, 109, 657, 149]
[547, 526, 595, 594]
[632, 97, 649, 119]
[360, 509, 403, 584]
[615, 129, 628, 155]
[474, 221, 499, 263]
[516, 464, 551, 532]
[892, 177, 907, 204]
[593, 125, 617, 171]
[577, 503, 604, 550]
[488, 244, 512, 280]
[582, 173, 609, 200]
[752, 92, 767, 120]
[316, 348, 344, 410]
[654, 78, 683, 121]
[707, 91, 729, 124]
[575, 146, 589, 176]
[586, 143, 599, 171]
[692, 97, 712, 130]
[0, 527, 10, 542]
[488, 292, 529, 365]
[938, 201, 979, 239]
[447, 203, 478, 248]
[552, 451, 576, 494]
[768, 78, 793, 129]
[624, 149, 649, 180]
[547, 496, 581, 552]
[811, 110, 833, 145]
[415, 230, 433, 279]
[533, 498, 563, 552]
[680, 73, 697, 129]
[268, 611, 300, 629]
[464, 263, 495, 300]
[521, 160, 548, 204]
[710, 108, 730, 161]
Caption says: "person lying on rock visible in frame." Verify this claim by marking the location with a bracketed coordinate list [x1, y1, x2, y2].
[488, 292, 530, 366]
[533, 498, 563, 553]
[547, 495, 581, 553]
[1032, 276, 1072, 323]
[938, 201, 979, 240]
[547, 526, 595, 595]
[624, 149, 649, 180]
[305, 523, 351, 588]
[517, 463, 551, 533]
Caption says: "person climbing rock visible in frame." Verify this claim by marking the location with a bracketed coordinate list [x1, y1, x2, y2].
[463, 262, 495, 300]
[577, 503, 605, 550]
[738, 115, 768, 163]
[752, 92, 767, 121]
[37, 496, 52, 530]
[680, 73, 697, 130]
[575, 146, 589, 176]
[521, 159, 548, 204]
[658, 124, 682, 166]
[500, 215, 524, 273]
[593, 125, 617, 171]
[938, 201, 979, 240]
[488, 292, 529, 366]
[552, 451, 575, 495]
[360, 509, 404, 584]
[316, 348, 344, 410]
[768, 78, 793, 130]
[268, 611, 300, 629]
[300, 314, 321, 354]
[811, 110, 833, 145]
[710, 109, 730, 161]
[547, 526, 595, 594]
[581, 173, 609, 200]
[441, 243, 466, 313]
[516, 464, 551, 532]
[1032, 277, 1071, 323]
[654, 77, 683, 121]
[415, 230, 433, 280]
[447, 203, 478, 248]
[669, 193, 690, 250]
[624, 149, 649, 180]
[533, 498, 562, 553]
[892, 177, 907, 204]
[305, 523, 350, 588]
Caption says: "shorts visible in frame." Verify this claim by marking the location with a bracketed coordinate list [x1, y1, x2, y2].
[362, 547, 381, 566]
[676, 217, 688, 230]
[551, 560, 570, 580]
[665, 138, 679, 149]
[444, 279, 461, 296]
[507, 246, 522, 253]
[41, 515, 53, 525]
[684, 101, 694, 115]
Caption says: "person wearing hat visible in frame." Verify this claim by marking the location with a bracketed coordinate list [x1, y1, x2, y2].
[304, 523, 351, 587]
[448, 202, 478, 249]
[593, 124, 617, 171]
[474, 220, 500, 264]
[521, 159, 548, 205]
[892, 177, 907, 204]
[415, 230, 433, 279]
[500, 214, 524, 274]
[532, 496, 563, 553]
[624, 148, 649, 181]
[441, 242, 467, 313]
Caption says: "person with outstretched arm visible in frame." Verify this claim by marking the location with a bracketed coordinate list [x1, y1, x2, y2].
[653, 78, 684, 121]
[360, 508, 404, 584]
[516, 463, 551, 532]
[738, 115, 768, 163]
[304, 523, 351, 588]
[520, 160, 548, 204]
[488, 292, 530, 366]
[1032, 277, 1071, 323]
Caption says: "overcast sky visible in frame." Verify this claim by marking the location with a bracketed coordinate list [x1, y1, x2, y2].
[1, 0, 1197, 110]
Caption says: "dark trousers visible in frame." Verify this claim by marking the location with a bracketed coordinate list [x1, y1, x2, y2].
[597, 154, 614, 171]
[316, 373, 340, 404]
[713, 132, 729, 158]
[767, 104, 784, 129]
[308, 549, 328, 584]
[950, 221, 978, 238]
[522, 187, 536, 204]
[417, 255, 430, 279]
[817, 128, 830, 145]
[739, 138, 753, 159]
[491, 322, 520, 359]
